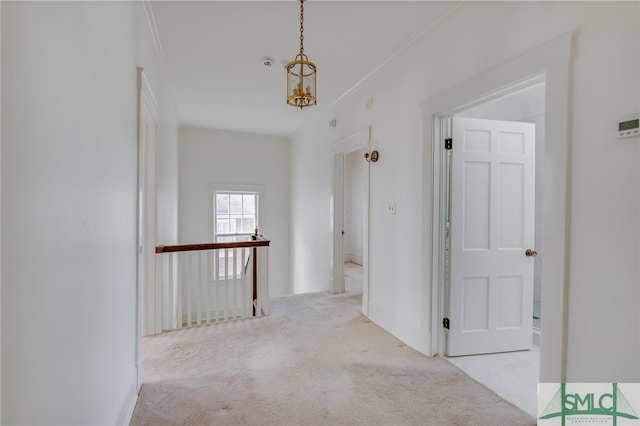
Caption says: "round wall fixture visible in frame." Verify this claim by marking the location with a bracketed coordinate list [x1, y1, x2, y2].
[262, 57, 273, 67]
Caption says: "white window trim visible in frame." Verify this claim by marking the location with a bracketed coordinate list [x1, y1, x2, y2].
[210, 184, 264, 241]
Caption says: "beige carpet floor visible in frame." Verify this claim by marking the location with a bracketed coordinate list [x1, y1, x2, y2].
[131, 278, 535, 425]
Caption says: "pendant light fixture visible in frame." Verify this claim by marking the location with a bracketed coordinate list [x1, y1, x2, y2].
[286, 0, 316, 109]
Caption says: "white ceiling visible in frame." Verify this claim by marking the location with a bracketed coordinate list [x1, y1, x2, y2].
[150, 1, 459, 136]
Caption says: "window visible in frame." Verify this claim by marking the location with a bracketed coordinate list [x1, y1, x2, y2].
[213, 189, 259, 242]
[211, 185, 262, 280]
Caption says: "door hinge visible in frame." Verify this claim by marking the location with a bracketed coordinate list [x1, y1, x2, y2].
[444, 138, 453, 150]
[443, 317, 450, 330]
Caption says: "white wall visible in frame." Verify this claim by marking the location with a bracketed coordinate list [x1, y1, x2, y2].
[1, 2, 178, 424]
[290, 127, 331, 294]
[344, 150, 365, 265]
[0, 3, 3, 420]
[290, 1, 639, 382]
[179, 126, 291, 296]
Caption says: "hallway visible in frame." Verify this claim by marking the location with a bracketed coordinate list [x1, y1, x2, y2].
[131, 265, 534, 425]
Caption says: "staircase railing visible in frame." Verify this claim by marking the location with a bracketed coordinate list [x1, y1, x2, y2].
[154, 237, 270, 332]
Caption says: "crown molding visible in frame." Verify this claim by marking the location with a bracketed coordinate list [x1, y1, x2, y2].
[142, 0, 167, 68]
[329, 1, 464, 110]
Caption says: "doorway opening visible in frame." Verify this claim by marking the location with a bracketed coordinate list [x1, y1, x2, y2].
[343, 150, 366, 295]
[136, 67, 160, 393]
[330, 127, 370, 316]
[422, 31, 573, 420]
[442, 81, 545, 417]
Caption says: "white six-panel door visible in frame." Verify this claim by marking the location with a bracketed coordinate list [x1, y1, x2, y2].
[448, 117, 535, 356]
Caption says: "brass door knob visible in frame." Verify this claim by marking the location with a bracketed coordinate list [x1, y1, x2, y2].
[525, 249, 538, 257]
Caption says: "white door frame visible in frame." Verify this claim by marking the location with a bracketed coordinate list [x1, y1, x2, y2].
[421, 33, 574, 382]
[330, 127, 371, 316]
[136, 67, 160, 392]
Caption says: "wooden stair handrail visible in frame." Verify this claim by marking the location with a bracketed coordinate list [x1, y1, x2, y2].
[156, 238, 270, 253]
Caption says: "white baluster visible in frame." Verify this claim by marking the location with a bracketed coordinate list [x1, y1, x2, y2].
[240, 247, 247, 318]
[196, 251, 202, 326]
[177, 252, 183, 330]
[205, 249, 211, 325]
[224, 248, 229, 320]
[214, 248, 220, 322]
[155, 253, 162, 333]
[263, 246, 270, 316]
[168, 252, 174, 330]
[232, 247, 238, 318]
[186, 252, 192, 327]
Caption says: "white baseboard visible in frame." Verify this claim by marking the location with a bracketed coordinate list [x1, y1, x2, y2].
[368, 303, 429, 355]
[115, 383, 138, 426]
[180, 307, 248, 325]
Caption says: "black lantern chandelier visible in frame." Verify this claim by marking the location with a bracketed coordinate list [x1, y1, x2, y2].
[286, 0, 316, 109]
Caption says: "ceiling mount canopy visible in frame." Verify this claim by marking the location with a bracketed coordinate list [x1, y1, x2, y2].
[286, 0, 316, 109]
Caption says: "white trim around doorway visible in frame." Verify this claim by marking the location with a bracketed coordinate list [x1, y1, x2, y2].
[330, 127, 371, 317]
[420, 32, 574, 382]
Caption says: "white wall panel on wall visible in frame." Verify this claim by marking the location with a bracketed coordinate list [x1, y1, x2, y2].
[1, 1, 178, 424]
[178, 126, 291, 296]
[290, 126, 332, 294]
[562, 2, 639, 381]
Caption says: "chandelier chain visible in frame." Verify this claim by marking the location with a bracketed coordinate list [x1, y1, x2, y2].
[299, 0, 304, 54]
[286, 0, 315, 109]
